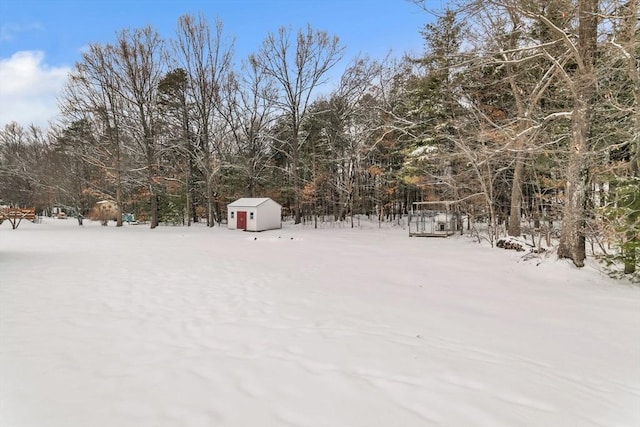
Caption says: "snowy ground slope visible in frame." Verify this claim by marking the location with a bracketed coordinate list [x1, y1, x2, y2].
[1, 218, 639, 427]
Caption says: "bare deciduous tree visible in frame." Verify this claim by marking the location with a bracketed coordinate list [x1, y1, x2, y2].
[250, 24, 345, 224]
[556, 0, 599, 266]
[112, 26, 166, 228]
[60, 43, 128, 226]
[173, 13, 234, 227]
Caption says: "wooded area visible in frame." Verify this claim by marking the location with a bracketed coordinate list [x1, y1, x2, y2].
[0, 0, 638, 278]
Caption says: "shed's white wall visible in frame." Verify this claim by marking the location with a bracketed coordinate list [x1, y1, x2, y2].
[245, 208, 258, 231]
[255, 200, 281, 231]
[227, 210, 236, 229]
[226, 198, 282, 231]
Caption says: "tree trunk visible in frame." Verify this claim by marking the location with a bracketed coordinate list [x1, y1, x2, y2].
[623, 0, 639, 274]
[115, 168, 123, 227]
[557, 108, 588, 266]
[557, 0, 597, 267]
[150, 192, 159, 229]
[207, 180, 214, 228]
[624, 229, 637, 274]
[185, 129, 192, 227]
[186, 178, 191, 227]
[508, 152, 525, 236]
[292, 136, 302, 225]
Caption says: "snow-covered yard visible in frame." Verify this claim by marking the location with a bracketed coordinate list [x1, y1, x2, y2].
[1, 218, 639, 427]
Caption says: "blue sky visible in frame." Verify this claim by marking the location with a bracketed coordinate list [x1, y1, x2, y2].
[0, 0, 438, 128]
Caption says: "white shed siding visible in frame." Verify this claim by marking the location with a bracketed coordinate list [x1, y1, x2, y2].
[245, 207, 258, 231]
[227, 208, 237, 229]
[255, 200, 281, 231]
[227, 198, 281, 231]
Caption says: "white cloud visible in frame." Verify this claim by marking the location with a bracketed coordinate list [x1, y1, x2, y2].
[0, 51, 71, 128]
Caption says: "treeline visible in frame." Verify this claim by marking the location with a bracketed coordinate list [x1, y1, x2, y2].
[0, 0, 638, 277]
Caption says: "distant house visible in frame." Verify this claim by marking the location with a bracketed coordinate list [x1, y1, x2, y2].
[227, 198, 282, 232]
[89, 200, 119, 225]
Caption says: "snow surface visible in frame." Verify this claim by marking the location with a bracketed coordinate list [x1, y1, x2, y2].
[1, 218, 639, 427]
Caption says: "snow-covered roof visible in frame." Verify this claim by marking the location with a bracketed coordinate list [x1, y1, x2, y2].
[227, 197, 280, 207]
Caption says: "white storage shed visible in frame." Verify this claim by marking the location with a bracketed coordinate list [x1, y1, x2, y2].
[227, 198, 282, 231]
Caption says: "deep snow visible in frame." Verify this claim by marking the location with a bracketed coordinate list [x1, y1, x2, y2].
[1, 218, 639, 427]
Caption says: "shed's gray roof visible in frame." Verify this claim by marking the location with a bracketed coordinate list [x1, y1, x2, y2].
[228, 197, 280, 208]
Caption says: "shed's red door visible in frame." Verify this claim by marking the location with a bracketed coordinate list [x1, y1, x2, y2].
[237, 211, 247, 230]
